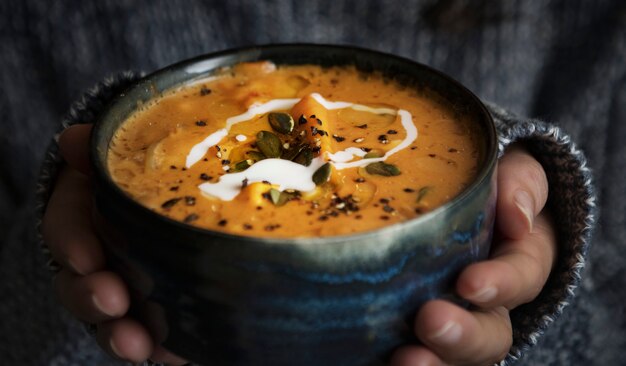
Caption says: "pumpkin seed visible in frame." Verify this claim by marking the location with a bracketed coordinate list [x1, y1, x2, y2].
[293, 146, 313, 166]
[268, 188, 297, 206]
[246, 150, 266, 162]
[312, 163, 331, 185]
[281, 143, 307, 161]
[231, 159, 253, 172]
[268, 112, 295, 134]
[363, 150, 383, 159]
[416, 186, 432, 203]
[256, 131, 283, 158]
[365, 162, 401, 176]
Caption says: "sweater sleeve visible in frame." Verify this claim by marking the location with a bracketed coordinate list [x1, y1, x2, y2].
[487, 103, 597, 365]
[34, 77, 596, 366]
[35, 71, 143, 273]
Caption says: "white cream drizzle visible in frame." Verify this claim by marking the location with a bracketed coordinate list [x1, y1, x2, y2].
[186, 93, 418, 201]
[199, 157, 326, 201]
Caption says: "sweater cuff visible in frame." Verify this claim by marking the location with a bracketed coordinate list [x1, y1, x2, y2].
[487, 103, 597, 365]
[35, 71, 143, 272]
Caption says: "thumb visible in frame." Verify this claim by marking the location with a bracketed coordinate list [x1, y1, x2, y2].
[58, 124, 93, 175]
[496, 144, 549, 239]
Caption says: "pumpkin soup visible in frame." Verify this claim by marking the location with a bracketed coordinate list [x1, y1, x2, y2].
[107, 61, 480, 237]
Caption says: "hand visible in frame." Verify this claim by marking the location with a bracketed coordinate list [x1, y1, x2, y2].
[42, 124, 188, 365]
[391, 145, 556, 366]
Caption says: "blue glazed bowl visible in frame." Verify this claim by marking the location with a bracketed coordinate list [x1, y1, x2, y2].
[91, 44, 497, 366]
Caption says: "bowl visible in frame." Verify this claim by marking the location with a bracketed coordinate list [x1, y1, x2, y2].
[91, 44, 497, 366]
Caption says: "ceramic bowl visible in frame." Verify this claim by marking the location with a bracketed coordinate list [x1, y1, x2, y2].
[91, 44, 497, 366]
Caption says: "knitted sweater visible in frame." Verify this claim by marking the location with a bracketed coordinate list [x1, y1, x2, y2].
[1, 1, 623, 365]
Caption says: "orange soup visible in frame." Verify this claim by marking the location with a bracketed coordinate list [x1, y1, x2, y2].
[107, 62, 480, 237]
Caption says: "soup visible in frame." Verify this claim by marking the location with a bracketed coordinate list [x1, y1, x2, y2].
[107, 61, 480, 237]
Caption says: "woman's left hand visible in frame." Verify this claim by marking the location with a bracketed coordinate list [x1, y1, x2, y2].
[392, 145, 556, 366]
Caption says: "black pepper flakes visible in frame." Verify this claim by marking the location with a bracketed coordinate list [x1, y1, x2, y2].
[379, 198, 390, 204]
[428, 154, 436, 158]
[380, 215, 390, 220]
[218, 219, 228, 226]
[221, 159, 230, 165]
[200, 86, 212, 96]
[170, 165, 177, 170]
[310, 126, 319, 136]
[403, 188, 415, 193]
[195, 120, 207, 126]
[184, 196, 196, 206]
[161, 197, 181, 209]
[316, 118, 323, 126]
[310, 114, 316, 119]
[387, 129, 398, 134]
[298, 114, 308, 125]
[383, 205, 395, 213]
[241, 178, 249, 188]
[183, 213, 199, 223]
[169, 186, 179, 192]
[378, 135, 389, 144]
[356, 124, 368, 129]
[448, 148, 458, 153]
[332, 134, 346, 142]
[200, 173, 211, 181]
[355, 177, 366, 183]
[264, 224, 281, 231]
[243, 223, 253, 230]
[318, 215, 329, 221]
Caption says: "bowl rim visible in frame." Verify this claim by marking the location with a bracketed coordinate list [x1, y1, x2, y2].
[91, 43, 498, 247]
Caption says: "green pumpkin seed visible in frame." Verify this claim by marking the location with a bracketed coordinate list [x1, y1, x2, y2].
[268, 112, 295, 134]
[293, 146, 313, 166]
[256, 131, 283, 158]
[416, 186, 432, 203]
[281, 143, 307, 161]
[268, 188, 297, 206]
[363, 151, 383, 159]
[312, 163, 331, 185]
[231, 159, 253, 172]
[365, 162, 401, 176]
[246, 150, 266, 162]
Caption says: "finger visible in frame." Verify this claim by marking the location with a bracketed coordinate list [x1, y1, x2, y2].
[42, 166, 105, 275]
[54, 269, 129, 323]
[97, 317, 154, 363]
[457, 212, 556, 309]
[391, 345, 446, 366]
[416, 300, 512, 366]
[58, 123, 92, 175]
[149, 345, 189, 366]
[497, 145, 549, 239]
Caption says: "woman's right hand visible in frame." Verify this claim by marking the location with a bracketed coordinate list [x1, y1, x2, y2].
[42, 124, 187, 365]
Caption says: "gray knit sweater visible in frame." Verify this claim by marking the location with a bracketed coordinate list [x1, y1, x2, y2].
[1, 1, 623, 365]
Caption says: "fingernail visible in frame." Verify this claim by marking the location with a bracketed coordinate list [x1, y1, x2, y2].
[467, 285, 498, 303]
[109, 338, 123, 358]
[92, 294, 116, 317]
[429, 320, 462, 345]
[514, 190, 534, 232]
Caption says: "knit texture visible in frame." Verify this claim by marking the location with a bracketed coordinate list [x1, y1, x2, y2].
[2, 1, 625, 365]
[31, 72, 595, 366]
